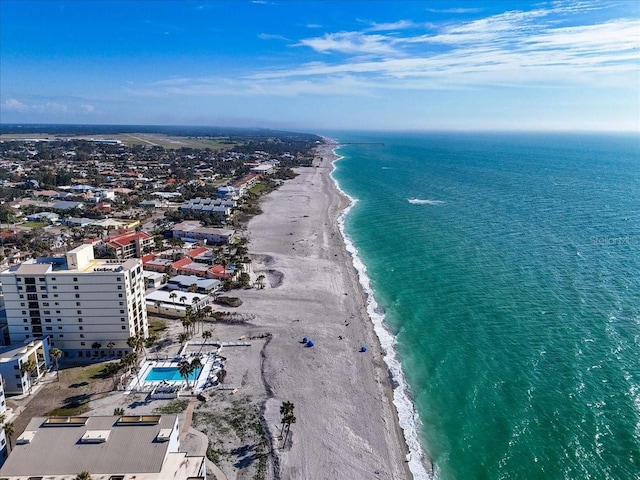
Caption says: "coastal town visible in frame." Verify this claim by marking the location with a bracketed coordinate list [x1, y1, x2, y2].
[0, 130, 398, 480]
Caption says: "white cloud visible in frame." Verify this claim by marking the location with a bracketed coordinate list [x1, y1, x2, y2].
[2, 98, 29, 112]
[132, 3, 640, 99]
[258, 33, 289, 41]
[1, 98, 69, 113]
[80, 104, 95, 113]
[295, 31, 399, 55]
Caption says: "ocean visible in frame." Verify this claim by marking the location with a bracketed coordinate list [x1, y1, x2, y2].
[329, 132, 640, 480]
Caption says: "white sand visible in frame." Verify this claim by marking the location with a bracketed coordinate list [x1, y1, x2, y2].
[233, 143, 413, 479]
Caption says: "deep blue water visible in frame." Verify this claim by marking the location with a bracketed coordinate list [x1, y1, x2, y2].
[330, 132, 640, 480]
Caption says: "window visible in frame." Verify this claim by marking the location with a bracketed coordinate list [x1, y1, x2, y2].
[43, 310, 50, 314]
[20, 303, 25, 307]
[119, 302, 124, 306]
[39, 277, 45, 282]
[59, 334, 64, 338]
[73, 277, 78, 282]
[118, 294, 123, 298]
[24, 327, 28, 331]
[52, 286, 57, 290]
[52, 277, 56, 280]
[120, 310, 125, 314]
[76, 302, 81, 306]
[46, 326, 52, 331]
[80, 334, 84, 338]
[56, 310, 60, 314]
[75, 294, 80, 298]
[45, 319, 51, 323]
[117, 285, 122, 290]
[117, 277, 122, 281]
[23, 319, 27, 323]
[74, 286, 79, 290]
[40, 286, 46, 291]
[58, 326, 63, 330]
[80, 342, 86, 346]
[43, 302, 50, 306]
[77, 310, 82, 314]
[121, 326, 126, 330]
[42, 294, 48, 298]
[19, 294, 24, 299]
[78, 319, 83, 323]
[78, 351, 83, 357]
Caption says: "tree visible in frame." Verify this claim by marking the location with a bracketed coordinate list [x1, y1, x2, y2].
[178, 360, 193, 390]
[154, 300, 162, 313]
[256, 274, 266, 289]
[279, 401, 296, 447]
[113, 407, 125, 416]
[75, 471, 92, 480]
[3, 422, 15, 451]
[200, 330, 212, 353]
[178, 332, 190, 344]
[91, 342, 102, 357]
[120, 352, 138, 374]
[127, 334, 146, 360]
[50, 347, 63, 381]
[20, 360, 37, 394]
[169, 292, 178, 312]
[107, 341, 116, 357]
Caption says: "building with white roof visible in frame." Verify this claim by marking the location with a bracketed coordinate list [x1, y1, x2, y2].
[0, 244, 148, 360]
[0, 414, 206, 479]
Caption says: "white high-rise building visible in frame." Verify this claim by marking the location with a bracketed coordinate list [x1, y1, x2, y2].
[0, 244, 148, 360]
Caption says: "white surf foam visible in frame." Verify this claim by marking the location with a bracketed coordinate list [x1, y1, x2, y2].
[408, 198, 445, 205]
[330, 144, 434, 480]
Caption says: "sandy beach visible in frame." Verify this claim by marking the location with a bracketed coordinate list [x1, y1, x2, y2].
[234, 141, 413, 479]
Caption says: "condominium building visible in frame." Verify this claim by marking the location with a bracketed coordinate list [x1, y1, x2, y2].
[0, 244, 148, 360]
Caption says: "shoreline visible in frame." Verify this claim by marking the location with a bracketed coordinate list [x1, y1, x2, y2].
[237, 139, 424, 479]
[329, 142, 432, 480]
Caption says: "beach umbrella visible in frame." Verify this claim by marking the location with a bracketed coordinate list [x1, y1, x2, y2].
[302, 337, 309, 344]
[306, 340, 314, 347]
[360, 345, 367, 352]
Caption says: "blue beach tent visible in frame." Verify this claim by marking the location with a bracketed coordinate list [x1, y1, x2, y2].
[306, 340, 314, 347]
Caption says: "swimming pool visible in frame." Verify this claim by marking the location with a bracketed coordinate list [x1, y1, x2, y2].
[145, 366, 203, 382]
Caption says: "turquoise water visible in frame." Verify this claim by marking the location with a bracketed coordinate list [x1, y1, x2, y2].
[145, 365, 203, 382]
[330, 132, 640, 480]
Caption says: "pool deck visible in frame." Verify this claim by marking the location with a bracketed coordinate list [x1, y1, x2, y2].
[127, 351, 222, 395]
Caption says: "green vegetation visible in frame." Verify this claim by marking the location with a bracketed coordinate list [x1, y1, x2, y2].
[153, 398, 190, 414]
[75, 364, 107, 381]
[23, 221, 49, 228]
[148, 319, 167, 335]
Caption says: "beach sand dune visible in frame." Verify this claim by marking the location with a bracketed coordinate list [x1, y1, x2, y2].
[234, 144, 412, 479]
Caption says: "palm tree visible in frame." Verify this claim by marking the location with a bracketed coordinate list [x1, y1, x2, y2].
[178, 360, 192, 390]
[50, 347, 63, 381]
[200, 330, 212, 353]
[127, 335, 146, 360]
[179, 295, 187, 316]
[279, 401, 294, 437]
[3, 422, 14, 451]
[169, 292, 178, 312]
[91, 342, 102, 357]
[120, 352, 138, 374]
[106, 341, 115, 357]
[281, 401, 296, 448]
[154, 300, 162, 314]
[256, 274, 266, 289]
[20, 360, 37, 394]
[75, 471, 92, 480]
[178, 332, 190, 345]
[113, 407, 125, 416]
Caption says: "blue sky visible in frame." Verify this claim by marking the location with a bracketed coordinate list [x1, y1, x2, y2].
[1, 0, 638, 132]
